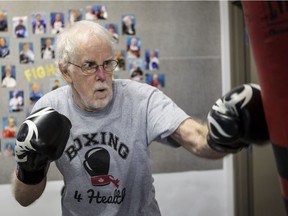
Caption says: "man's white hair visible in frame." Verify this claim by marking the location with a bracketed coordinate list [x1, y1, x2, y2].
[55, 20, 115, 76]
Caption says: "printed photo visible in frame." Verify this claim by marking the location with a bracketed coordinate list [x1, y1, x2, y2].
[13, 16, 28, 38]
[129, 59, 144, 82]
[85, 5, 108, 21]
[29, 82, 44, 105]
[105, 23, 119, 43]
[129, 59, 143, 74]
[145, 73, 165, 88]
[0, 36, 10, 58]
[122, 15, 135, 35]
[95, 5, 108, 20]
[19, 42, 35, 64]
[145, 49, 159, 70]
[2, 141, 15, 157]
[32, 12, 47, 34]
[41, 37, 55, 59]
[115, 50, 126, 71]
[85, 5, 97, 21]
[26, 82, 44, 116]
[68, 9, 82, 26]
[0, 10, 8, 32]
[51, 12, 64, 34]
[1, 65, 16, 88]
[49, 77, 65, 91]
[126, 36, 141, 59]
[2, 116, 17, 138]
[9, 90, 24, 112]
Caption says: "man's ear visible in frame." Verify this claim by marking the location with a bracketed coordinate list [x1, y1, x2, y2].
[59, 63, 72, 84]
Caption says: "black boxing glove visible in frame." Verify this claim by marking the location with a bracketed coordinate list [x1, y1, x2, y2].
[83, 147, 119, 188]
[15, 107, 71, 184]
[207, 83, 269, 153]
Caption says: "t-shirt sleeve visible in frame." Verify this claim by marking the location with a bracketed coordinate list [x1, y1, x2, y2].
[146, 88, 190, 147]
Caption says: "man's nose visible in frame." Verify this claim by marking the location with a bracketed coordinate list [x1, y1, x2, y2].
[96, 66, 106, 81]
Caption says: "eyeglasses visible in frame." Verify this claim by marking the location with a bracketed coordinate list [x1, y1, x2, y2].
[68, 59, 118, 75]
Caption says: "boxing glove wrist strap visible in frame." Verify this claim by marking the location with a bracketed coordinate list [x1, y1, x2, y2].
[16, 163, 50, 185]
[207, 135, 243, 154]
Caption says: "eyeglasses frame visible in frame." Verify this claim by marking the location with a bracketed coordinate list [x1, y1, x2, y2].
[68, 59, 118, 75]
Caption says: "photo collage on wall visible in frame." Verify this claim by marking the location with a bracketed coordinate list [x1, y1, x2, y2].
[0, 4, 165, 155]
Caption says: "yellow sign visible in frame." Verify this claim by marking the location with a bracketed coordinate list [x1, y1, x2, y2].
[24, 64, 55, 81]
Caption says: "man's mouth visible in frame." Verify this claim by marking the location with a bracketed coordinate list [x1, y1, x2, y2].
[94, 88, 108, 98]
[96, 88, 107, 93]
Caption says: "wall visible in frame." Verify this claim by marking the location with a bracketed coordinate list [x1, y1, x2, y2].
[0, 1, 223, 184]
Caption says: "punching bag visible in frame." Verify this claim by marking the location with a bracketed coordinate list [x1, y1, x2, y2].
[241, 1, 288, 213]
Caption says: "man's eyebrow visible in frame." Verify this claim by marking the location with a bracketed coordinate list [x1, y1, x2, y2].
[83, 57, 114, 64]
[83, 60, 97, 65]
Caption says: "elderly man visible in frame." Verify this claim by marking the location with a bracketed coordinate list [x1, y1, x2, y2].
[12, 21, 268, 216]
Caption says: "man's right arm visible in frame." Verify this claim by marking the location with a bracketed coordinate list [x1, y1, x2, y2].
[12, 173, 46, 206]
[12, 107, 71, 206]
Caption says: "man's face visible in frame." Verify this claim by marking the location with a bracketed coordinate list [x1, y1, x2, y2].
[150, 50, 155, 58]
[54, 80, 60, 87]
[131, 37, 137, 46]
[5, 66, 11, 76]
[33, 83, 39, 92]
[0, 12, 4, 20]
[0, 38, 5, 46]
[88, 7, 93, 14]
[64, 38, 114, 112]
[36, 14, 41, 21]
[8, 118, 15, 127]
[125, 17, 131, 26]
[55, 14, 61, 21]
[23, 43, 29, 51]
[46, 39, 51, 46]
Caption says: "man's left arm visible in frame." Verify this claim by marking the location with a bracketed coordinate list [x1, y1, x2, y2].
[170, 118, 226, 159]
[171, 83, 270, 158]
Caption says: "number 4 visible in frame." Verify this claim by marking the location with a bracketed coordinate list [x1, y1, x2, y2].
[74, 190, 83, 202]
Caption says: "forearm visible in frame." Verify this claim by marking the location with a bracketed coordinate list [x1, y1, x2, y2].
[12, 171, 46, 207]
[12, 107, 70, 207]
[171, 118, 227, 159]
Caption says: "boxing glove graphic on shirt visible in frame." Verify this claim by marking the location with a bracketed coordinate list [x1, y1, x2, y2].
[83, 147, 120, 188]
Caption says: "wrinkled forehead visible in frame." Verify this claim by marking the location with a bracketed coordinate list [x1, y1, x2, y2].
[71, 26, 111, 49]
[69, 26, 112, 59]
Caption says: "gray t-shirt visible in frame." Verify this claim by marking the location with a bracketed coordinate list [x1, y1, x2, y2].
[32, 79, 189, 216]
